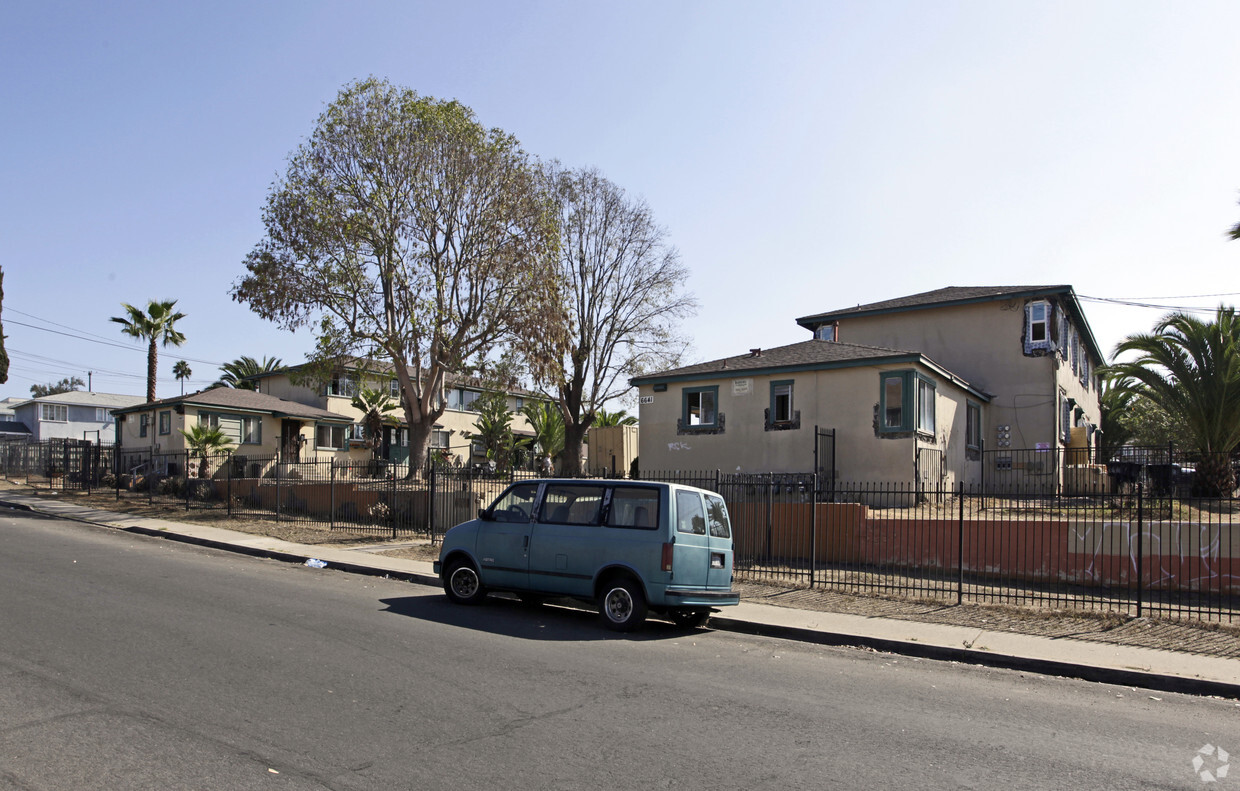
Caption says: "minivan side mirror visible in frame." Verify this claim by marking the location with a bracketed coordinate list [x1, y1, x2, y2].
[478, 507, 493, 521]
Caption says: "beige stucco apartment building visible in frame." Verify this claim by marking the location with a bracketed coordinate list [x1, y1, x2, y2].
[632, 285, 1103, 487]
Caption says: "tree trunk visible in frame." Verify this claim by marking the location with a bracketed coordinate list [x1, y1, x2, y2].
[561, 421, 588, 477]
[1193, 451, 1235, 497]
[407, 419, 433, 479]
[146, 339, 158, 403]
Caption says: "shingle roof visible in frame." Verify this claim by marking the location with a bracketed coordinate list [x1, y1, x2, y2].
[631, 339, 989, 400]
[0, 421, 31, 435]
[796, 285, 1074, 327]
[111, 386, 352, 422]
[251, 359, 543, 398]
[11, 391, 145, 410]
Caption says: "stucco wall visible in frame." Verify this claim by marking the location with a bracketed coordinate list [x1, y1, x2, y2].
[637, 361, 982, 485]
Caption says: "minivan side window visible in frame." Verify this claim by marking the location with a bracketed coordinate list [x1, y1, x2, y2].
[705, 494, 731, 538]
[491, 483, 540, 522]
[675, 490, 706, 535]
[541, 484, 605, 525]
[607, 487, 660, 529]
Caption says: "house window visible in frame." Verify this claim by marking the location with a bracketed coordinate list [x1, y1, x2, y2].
[1079, 351, 1090, 388]
[1025, 300, 1053, 352]
[41, 404, 68, 422]
[880, 371, 935, 435]
[326, 374, 357, 397]
[240, 416, 261, 445]
[431, 427, 449, 449]
[966, 401, 982, 450]
[1071, 332, 1080, 376]
[389, 378, 400, 398]
[350, 423, 366, 441]
[96, 408, 108, 422]
[770, 380, 793, 424]
[158, 411, 171, 435]
[1060, 393, 1072, 444]
[316, 424, 348, 450]
[917, 378, 936, 434]
[683, 386, 718, 428]
[815, 323, 837, 342]
[447, 388, 481, 411]
[139, 413, 149, 437]
[200, 411, 261, 444]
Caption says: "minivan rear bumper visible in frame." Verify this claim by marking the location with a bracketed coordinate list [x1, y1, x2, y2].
[663, 589, 741, 607]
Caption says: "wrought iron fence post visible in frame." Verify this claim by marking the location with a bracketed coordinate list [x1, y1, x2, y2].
[957, 481, 965, 605]
[390, 466, 397, 540]
[276, 459, 282, 521]
[185, 452, 190, 511]
[330, 459, 336, 531]
[227, 451, 233, 517]
[810, 472, 818, 588]
[1136, 482, 1144, 618]
[428, 462, 437, 539]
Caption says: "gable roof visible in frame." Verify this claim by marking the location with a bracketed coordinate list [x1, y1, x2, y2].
[794, 284, 1103, 363]
[11, 391, 145, 410]
[249, 358, 543, 398]
[631, 339, 990, 401]
[110, 386, 352, 423]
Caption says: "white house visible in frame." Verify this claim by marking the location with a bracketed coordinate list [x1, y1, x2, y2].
[10, 391, 144, 443]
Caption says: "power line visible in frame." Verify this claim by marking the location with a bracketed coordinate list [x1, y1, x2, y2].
[4, 319, 227, 367]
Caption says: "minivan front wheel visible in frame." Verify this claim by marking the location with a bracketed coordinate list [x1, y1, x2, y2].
[601, 578, 647, 632]
[444, 559, 486, 605]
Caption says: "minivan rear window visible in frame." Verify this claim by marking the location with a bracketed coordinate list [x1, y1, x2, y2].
[607, 487, 660, 529]
[705, 493, 731, 538]
[675, 490, 707, 535]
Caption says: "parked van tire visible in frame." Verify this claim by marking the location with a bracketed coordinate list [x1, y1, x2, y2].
[444, 558, 486, 605]
[601, 578, 647, 632]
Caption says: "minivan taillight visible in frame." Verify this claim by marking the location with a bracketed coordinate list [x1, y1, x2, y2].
[662, 542, 675, 573]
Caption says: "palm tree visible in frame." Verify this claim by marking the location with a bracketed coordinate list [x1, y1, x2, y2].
[111, 300, 187, 403]
[594, 408, 637, 427]
[350, 386, 400, 458]
[1108, 306, 1240, 496]
[522, 400, 565, 473]
[172, 360, 192, 396]
[179, 425, 234, 478]
[465, 390, 522, 472]
[215, 356, 284, 389]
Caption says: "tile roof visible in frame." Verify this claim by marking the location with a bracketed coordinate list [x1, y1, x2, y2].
[111, 386, 352, 422]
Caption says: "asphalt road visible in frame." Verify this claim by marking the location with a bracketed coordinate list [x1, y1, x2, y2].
[2, 508, 1236, 791]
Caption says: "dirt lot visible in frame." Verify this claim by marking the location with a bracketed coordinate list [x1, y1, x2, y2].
[5, 482, 1238, 659]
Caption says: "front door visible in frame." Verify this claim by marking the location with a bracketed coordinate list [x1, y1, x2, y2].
[475, 482, 540, 590]
[281, 421, 303, 462]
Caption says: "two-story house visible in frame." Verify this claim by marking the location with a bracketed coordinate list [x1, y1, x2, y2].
[246, 361, 546, 468]
[12, 391, 144, 443]
[632, 285, 1103, 489]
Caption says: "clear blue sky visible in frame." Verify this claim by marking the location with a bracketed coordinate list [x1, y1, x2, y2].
[3, 0, 1239, 400]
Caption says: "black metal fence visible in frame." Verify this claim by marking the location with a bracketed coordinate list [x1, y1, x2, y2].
[4, 439, 1238, 623]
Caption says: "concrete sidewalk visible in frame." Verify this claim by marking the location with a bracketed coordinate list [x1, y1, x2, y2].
[4, 490, 1238, 699]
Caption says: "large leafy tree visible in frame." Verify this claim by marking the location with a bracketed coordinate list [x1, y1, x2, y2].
[214, 356, 284, 389]
[523, 165, 695, 476]
[111, 299, 187, 403]
[232, 78, 559, 474]
[30, 376, 85, 397]
[1107, 306, 1240, 495]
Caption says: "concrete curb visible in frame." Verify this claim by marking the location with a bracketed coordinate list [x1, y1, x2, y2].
[707, 616, 1240, 700]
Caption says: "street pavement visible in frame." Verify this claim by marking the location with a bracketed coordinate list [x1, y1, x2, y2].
[3, 489, 1237, 700]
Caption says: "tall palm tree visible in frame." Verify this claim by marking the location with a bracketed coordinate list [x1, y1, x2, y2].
[111, 300, 187, 403]
[1108, 306, 1240, 496]
[215, 356, 284, 389]
[172, 360, 192, 396]
[179, 425, 234, 478]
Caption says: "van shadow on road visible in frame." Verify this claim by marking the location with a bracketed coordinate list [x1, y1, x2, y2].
[378, 593, 705, 642]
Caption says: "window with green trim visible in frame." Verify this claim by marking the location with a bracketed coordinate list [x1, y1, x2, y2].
[879, 371, 936, 435]
[682, 386, 718, 428]
[158, 411, 171, 435]
[770, 380, 793, 424]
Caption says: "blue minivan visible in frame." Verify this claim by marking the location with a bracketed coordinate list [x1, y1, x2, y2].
[434, 479, 740, 631]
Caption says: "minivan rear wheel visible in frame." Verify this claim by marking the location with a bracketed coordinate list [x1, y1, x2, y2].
[601, 578, 647, 632]
[444, 559, 486, 605]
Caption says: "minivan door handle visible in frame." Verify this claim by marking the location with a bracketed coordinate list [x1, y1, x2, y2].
[523, 535, 529, 549]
